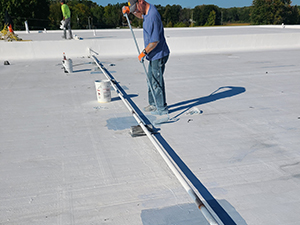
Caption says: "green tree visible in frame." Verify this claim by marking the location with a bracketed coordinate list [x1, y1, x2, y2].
[166, 21, 173, 27]
[103, 3, 122, 28]
[205, 10, 216, 26]
[287, 5, 300, 24]
[227, 7, 239, 22]
[221, 6, 251, 24]
[1, 0, 50, 30]
[91, 5, 105, 28]
[251, 0, 295, 24]
[71, 3, 91, 29]
[49, 2, 61, 30]
[239, 6, 252, 23]
[193, 5, 205, 26]
[193, 5, 221, 26]
[179, 8, 192, 27]
[155, 4, 166, 19]
[162, 5, 182, 27]
[174, 22, 187, 27]
[8, 1, 300, 31]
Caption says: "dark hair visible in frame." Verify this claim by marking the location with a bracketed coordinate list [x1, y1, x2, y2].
[61, 0, 65, 3]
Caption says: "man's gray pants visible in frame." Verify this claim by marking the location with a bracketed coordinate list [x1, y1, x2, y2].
[63, 18, 72, 39]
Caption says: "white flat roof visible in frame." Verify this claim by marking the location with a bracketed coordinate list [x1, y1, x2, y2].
[1, 26, 300, 225]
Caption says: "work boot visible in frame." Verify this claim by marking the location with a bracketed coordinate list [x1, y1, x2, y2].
[151, 109, 168, 115]
[144, 105, 156, 112]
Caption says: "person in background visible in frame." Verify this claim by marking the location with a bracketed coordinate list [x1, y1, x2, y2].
[4, 10, 14, 33]
[61, 0, 73, 39]
[123, 0, 170, 115]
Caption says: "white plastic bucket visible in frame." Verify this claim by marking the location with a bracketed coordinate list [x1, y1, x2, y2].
[94, 80, 111, 103]
[65, 59, 73, 73]
[63, 58, 73, 73]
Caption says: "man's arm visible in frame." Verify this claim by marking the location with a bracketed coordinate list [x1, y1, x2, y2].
[145, 41, 158, 54]
[61, 5, 66, 20]
[138, 41, 159, 62]
[133, 11, 143, 19]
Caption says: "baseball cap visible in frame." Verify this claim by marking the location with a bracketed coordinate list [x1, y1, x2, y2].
[128, 0, 138, 13]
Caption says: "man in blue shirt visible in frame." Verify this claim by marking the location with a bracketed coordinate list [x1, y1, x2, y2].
[123, 0, 170, 115]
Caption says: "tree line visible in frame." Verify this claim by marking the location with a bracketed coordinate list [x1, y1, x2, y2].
[1, 0, 300, 31]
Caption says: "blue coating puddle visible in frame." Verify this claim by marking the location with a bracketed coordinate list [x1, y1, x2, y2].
[106, 116, 137, 131]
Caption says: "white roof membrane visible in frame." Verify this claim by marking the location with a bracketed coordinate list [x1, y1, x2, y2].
[1, 25, 300, 224]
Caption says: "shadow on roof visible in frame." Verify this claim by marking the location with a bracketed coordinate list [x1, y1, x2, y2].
[169, 86, 246, 118]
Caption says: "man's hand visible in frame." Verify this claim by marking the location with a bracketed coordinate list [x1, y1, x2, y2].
[138, 50, 146, 63]
[122, 6, 130, 15]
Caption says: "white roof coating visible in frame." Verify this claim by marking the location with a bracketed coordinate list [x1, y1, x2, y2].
[1, 26, 300, 225]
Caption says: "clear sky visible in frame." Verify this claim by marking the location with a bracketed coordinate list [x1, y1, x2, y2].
[93, 0, 300, 8]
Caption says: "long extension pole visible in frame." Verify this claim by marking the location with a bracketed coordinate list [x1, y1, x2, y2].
[124, 13, 159, 111]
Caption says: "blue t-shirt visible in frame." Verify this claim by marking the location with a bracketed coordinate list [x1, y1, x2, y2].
[143, 4, 170, 61]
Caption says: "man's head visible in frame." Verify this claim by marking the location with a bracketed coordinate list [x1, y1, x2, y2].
[128, 0, 148, 15]
[128, 0, 138, 13]
[60, 0, 65, 4]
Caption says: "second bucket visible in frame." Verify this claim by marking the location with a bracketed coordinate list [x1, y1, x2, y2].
[95, 80, 111, 103]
